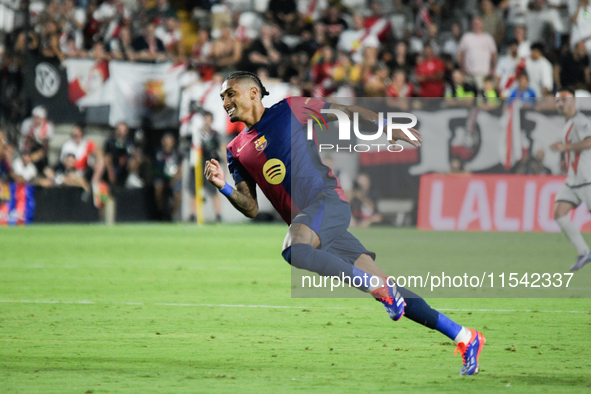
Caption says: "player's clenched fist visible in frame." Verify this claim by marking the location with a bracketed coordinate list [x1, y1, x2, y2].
[204, 158, 226, 189]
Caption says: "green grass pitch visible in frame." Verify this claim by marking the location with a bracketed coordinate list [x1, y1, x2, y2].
[1, 224, 590, 393]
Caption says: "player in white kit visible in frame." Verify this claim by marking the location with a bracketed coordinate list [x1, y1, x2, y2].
[551, 89, 591, 271]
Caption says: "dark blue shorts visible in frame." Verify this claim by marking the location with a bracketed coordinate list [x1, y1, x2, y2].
[291, 189, 375, 265]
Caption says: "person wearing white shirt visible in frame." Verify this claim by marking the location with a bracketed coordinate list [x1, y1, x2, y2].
[12, 151, 37, 183]
[525, 42, 554, 96]
[495, 38, 524, 96]
[337, 14, 380, 64]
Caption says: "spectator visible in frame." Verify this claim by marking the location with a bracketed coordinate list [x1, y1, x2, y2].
[132, 23, 167, 61]
[60, 123, 105, 185]
[482, 0, 505, 45]
[12, 149, 37, 183]
[53, 153, 91, 193]
[555, 41, 591, 90]
[525, 0, 564, 46]
[514, 24, 531, 58]
[364, 61, 390, 97]
[445, 68, 477, 99]
[386, 68, 414, 110]
[194, 112, 223, 223]
[266, 0, 298, 34]
[245, 24, 289, 77]
[363, 1, 392, 43]
[415, 44, 446, 97]
[104, 122, 134, 187]
[458, 15, 498, 89]
[350, 173, 382, 228]
[571, 0, 591, 53]
[478, 75, 501, 108]
[191, 28, 213, 64]
[383, 41, 412, 75]
[211, 25, 242, 70]
[20, 106, 54, 174]
[508, 72, 537, 107]
[526, 42, 554, 96]
[321, 6, 348, 48]
[153, 133, 181, 221]
[92, 0, 130, 45]
[147, 0, 177, 26]
[442, 22, 463, 62]
[58, 0, 86, 54]
[495, 38, 526, 96]
[108, 25, 137, 61]
[155, 17, 183, 60]
[337, 14, 380, 64]
[293, 25, 322, 59]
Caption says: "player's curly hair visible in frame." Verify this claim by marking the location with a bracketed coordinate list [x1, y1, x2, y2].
[225, 71, 270, 98]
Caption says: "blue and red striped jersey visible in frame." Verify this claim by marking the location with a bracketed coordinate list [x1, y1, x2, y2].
[226, 97, 346, 224]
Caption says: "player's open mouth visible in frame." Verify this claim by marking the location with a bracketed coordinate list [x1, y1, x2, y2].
[227, 106, 236, 116]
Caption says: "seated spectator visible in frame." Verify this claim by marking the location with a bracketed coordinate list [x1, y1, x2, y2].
[363, 2, 392, 43]
[293, 25, 321, 60]
[147, 0, 177, 26]
[20, 106, 54, 174]
[321, 6, 348, 48]
[245, 24, 289, 77]
[508, 73, 536, 107]
[211, 26, 242, 70]
[132, 23, 167, 61]
[383, 41, 411, 75]
[92, 0, 131, 44]
[386, 68, 414, 98]
[104, 122, 134, 187]
[60, 123, 105, 185]
[415, 44, 446, 97]
[0, 133, 13, 183]
[58, 0, 86, 54]
[108, 26, 137, 61]
[155, 17, 183, 60]
[478, 75, 501, 108]
[350, 173, 382, 228]
[12, 149, 37, 183]
[337, 14, 380, 64]
[191, 28, 214, 64]
[332, 52, 361, 86]
[53, 153, 90, 193]
[266, 0, 298, 34]
[445, 68, 477, 101]
[364, 62, 390, 97]
[555, 41, 590, 91]
[153, 133, 181, 221]
[525, 42, 554, 97]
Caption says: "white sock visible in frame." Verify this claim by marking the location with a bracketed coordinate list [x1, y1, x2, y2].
[556, 216, 591, 256]
[454, 327, 472, 345]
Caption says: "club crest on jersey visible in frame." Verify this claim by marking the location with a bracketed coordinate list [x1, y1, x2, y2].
[254, 136, 268, 152]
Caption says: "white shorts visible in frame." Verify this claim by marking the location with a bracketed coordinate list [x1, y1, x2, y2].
[556, 184, 591, 210]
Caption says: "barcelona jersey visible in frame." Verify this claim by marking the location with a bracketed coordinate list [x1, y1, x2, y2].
[226, 97, 347, 224]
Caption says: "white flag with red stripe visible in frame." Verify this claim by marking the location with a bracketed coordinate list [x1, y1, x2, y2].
[499, 101, 522, 170]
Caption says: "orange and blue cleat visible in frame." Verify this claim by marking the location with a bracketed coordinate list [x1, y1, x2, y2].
[370, 278, 405, 321]
[455, 329, 486, 375]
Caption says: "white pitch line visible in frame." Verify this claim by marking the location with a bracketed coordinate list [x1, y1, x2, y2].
[0, 300, 589, 314]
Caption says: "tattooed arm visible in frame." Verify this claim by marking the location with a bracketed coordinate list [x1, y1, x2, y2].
[204, 158, 259, 218]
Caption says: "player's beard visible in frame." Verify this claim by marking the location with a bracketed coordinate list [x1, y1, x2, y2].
[229, 115, 240, 122]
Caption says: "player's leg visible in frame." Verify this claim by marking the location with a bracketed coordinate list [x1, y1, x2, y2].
[568, 185, 591, 270]
[554, 186, 590, 270]
[331, 235, 485, 375]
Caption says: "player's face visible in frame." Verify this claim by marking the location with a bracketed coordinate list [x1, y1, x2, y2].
[555, 92, 575, 114]
[220, 79, 252, 123]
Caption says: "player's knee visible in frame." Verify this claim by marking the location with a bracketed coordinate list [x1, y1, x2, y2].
[282, 246, 292, 264]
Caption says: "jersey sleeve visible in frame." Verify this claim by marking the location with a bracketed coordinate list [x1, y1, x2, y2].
[227, 148, 252, 185]
[286, 97, 331, 125]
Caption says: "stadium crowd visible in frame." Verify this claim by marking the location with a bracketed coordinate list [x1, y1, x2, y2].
[1, 0, 590, 221]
